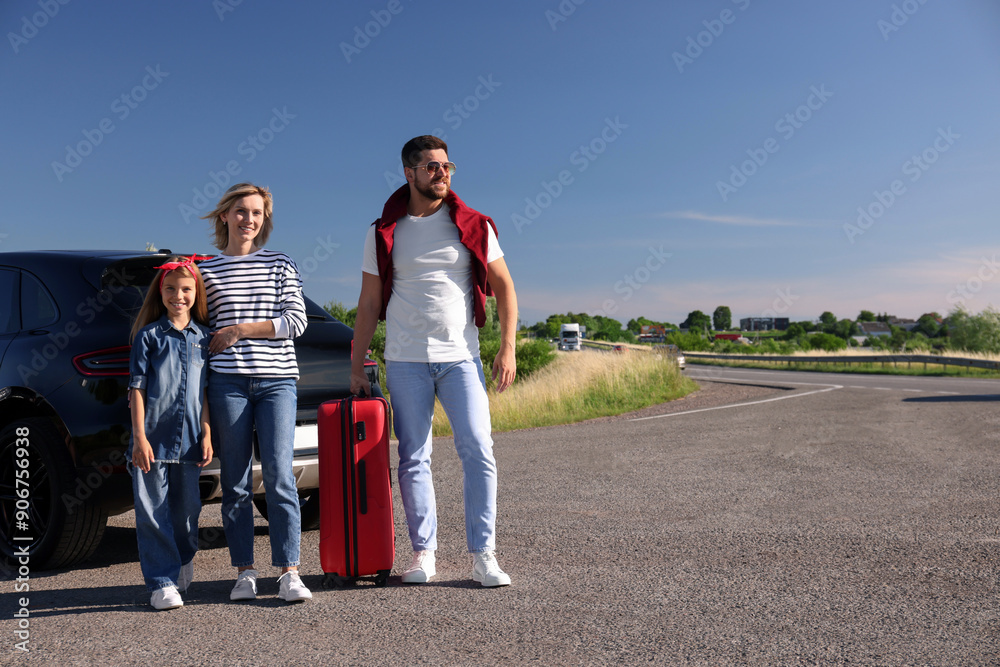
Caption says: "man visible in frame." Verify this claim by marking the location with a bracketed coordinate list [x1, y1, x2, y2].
[350, 135, 517, 587]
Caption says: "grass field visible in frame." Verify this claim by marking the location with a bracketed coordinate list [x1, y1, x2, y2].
[687, 349, 1000, 378]
[430, 349, 698, 436]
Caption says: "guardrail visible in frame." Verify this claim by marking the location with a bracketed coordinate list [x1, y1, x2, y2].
[684, 352, 1000, 372]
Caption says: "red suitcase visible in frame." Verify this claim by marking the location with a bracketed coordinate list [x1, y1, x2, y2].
[318, 395, 395, 587]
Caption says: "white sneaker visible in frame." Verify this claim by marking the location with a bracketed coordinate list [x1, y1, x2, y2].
[150, 586, 183, 611]
[177, 561, 193, 593]
[401, 550, 436, 584]
[277, 571, 313, 603]
[472, 551, 511, 587]
[230, 569, 258, 601]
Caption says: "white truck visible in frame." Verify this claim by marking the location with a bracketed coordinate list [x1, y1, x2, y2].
[560, 323, 582, 351]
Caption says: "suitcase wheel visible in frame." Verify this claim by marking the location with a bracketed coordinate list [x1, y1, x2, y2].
[374, 570, 390, 587]
[323, 573, 352, 589]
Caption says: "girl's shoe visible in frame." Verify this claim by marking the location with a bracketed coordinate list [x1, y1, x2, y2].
[151, 586, 183, 610]
[230, 569, 258, 601]
[277, 571, 312, 603]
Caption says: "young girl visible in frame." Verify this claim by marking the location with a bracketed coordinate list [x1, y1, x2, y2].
[128, 255, 213, 611]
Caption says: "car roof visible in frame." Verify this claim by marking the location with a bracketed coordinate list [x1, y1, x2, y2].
[0, 250, 209, 270]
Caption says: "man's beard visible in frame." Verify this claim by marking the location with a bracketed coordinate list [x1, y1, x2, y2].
[415, 178, 449, 201]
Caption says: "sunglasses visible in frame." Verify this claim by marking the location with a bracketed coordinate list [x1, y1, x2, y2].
[409, 161, 457, 176]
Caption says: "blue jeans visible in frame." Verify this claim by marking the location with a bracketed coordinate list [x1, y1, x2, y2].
[208, 372, 301, 568]
[386, 358, 497, 553]
[130, 461, 202, 592]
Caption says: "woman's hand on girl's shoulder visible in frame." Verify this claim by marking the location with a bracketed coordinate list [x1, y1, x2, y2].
[209, 325, 241, 354]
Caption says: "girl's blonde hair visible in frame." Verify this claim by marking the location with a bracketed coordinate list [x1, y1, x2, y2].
[129, 259, 209, 343]
[201, 182, 274, 251]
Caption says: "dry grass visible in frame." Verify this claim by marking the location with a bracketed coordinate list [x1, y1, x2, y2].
[431, 349, 698, 436]
[782, 348, 1000, 360]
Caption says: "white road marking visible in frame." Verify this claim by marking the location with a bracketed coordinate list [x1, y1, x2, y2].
[628, 381, 843, 422]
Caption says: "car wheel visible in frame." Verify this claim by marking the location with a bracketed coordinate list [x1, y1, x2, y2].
[0, 418, 108, 570]
[253, 491, 321, 532]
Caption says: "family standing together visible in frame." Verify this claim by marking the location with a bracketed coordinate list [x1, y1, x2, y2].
[126, 136, 519, 610]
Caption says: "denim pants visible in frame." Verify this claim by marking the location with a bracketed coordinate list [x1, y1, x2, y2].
[386, 358, 497, 553]
[208, 372, 301, 568]
[131, 461, 202, 592]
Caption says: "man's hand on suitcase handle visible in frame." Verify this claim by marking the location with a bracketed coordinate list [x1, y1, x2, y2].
[350, 371, 371, 399]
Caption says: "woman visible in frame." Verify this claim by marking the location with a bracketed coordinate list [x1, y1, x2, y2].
[199, 183, 311, 603]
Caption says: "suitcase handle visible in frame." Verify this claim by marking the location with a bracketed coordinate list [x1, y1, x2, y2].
[358, 460, 368, 515]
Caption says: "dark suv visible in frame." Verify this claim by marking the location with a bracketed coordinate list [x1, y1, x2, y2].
[0, 250, 379, 569]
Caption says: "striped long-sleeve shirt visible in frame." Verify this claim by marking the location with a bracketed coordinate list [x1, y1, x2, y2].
[199, 249, 307, 379]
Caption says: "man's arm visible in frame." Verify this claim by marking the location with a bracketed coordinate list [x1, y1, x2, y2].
[487, 256, 518, 393]
[350, 271, 384, 397]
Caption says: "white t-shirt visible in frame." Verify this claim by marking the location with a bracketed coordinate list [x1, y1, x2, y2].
[362, 205, 503, 363]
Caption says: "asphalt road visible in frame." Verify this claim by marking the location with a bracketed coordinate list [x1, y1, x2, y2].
[3, 368, 999, 665]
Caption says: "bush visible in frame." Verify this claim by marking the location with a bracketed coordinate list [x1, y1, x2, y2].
[665, 331, 711, 351]
[806, 332, 847, 352]
[711, 339, 744, 353]
[480, 337, 556, 388]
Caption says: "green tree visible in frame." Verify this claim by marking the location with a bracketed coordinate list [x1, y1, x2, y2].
[819, 311, 837, 330]
[627, 316, 654, 333]
[781, 322, 809, 340]
[857, 310, 876, 322]
[947, 306, 1000, 353]
[682, 310, 711, 333]
[324, 301, 357, 327]
[915, 312, 942, 338]
[833, 319, 859, 340]
[712, 306, 732, 331]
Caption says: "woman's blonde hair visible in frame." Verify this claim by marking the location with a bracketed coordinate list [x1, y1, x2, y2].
[202, 182, 274, 251]
[129, 260, 210, 343]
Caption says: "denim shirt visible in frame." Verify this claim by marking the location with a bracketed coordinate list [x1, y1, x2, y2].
[128, 316, 210, 464]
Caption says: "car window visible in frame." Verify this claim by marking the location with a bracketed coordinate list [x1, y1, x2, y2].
[21, 271, 58, 330]
[0, 269, 17, 334]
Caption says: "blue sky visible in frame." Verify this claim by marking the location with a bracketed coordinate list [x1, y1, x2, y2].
[3, 0, 998, 327]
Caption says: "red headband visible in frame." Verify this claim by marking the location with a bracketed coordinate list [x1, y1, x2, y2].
[154, 255, 212, 290]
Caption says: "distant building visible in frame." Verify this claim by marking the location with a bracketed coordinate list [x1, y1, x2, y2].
[888, 317, 918, 331]
[740, 317, 789, 331]
[858, 322, 891, 337]
[638, 324, 666, 343]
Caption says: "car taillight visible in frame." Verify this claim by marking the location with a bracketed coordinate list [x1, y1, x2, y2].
[72, 346, 131, 376]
